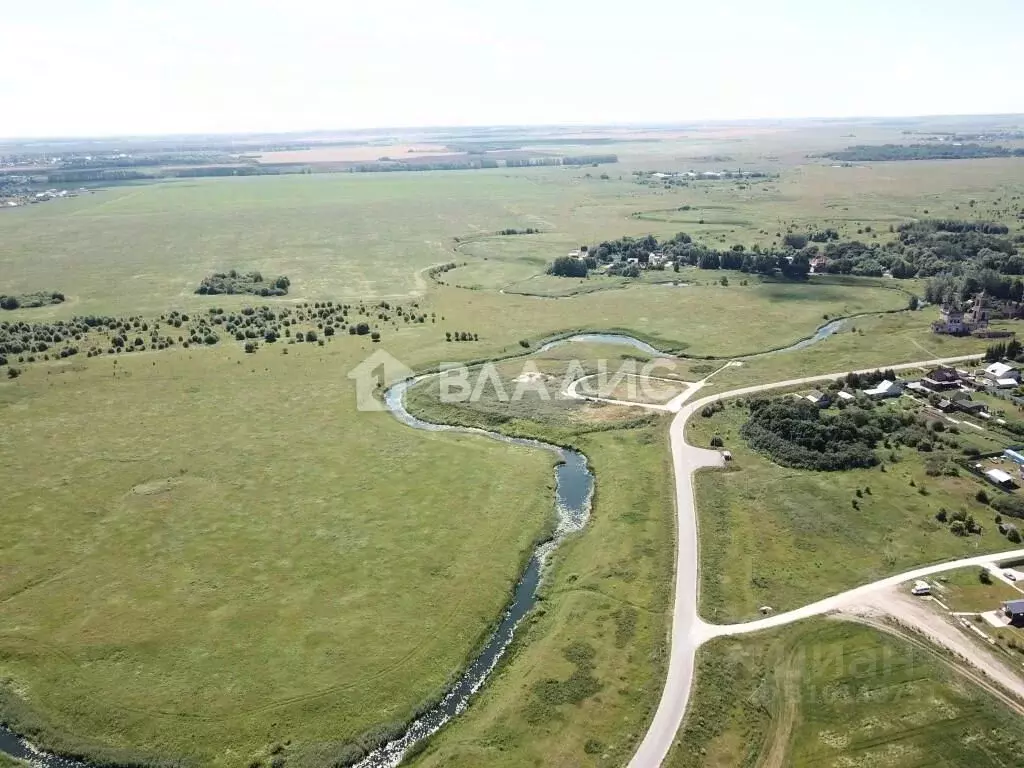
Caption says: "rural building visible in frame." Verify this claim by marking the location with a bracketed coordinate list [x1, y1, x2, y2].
[936, 398, 956, 412]
[810, 256, 828, 273]
[932, 292, 990, 335]
[921, 367, 960, 390]
[837, 390, 855, 401]
[985, 468, 1018, 489]
[804, 390, 831, 407]
[955, 400, 988, 417]
[906, 381, 931, 395]
[984, 361, 1020, 385]
[1004, 448, 1024, 465]
[862, 379, 904, 400]
[1002, 599, 1024, 626]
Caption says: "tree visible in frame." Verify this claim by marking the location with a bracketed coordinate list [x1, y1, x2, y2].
[979, 569, 992, 585]
[0, 296, 19, 310]
[697, 252, 720, 270]
[1010, 526, 1023, 544]
[370, 331, 381, 342]
[7, 367, 21, 379]
[710, 435, 724, 447]
[783, 233, 808, 250]
[547, 256, 588, 278]
[305, 330, 317, 342]
[356, 322, 370, 335]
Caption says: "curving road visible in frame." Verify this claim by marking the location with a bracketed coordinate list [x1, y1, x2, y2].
[569, 352, 1024, 767]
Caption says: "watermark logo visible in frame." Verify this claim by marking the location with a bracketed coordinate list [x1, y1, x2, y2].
[347, 349, 416, 411]
[349, 348, 688, 411]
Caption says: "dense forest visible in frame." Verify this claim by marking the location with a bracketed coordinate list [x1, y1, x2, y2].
[822, 143, 1024, 162]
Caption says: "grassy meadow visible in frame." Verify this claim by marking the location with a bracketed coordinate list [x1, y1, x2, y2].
[2, 122, 1024, 766]
[0, 339, 559, 766]
[687, 400, 1014, 623]
[666, 620, 1024, 768]
[403, 345, 677, 768]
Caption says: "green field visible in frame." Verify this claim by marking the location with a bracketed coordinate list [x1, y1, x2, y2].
[687, 400, 1013, 622]
[2, 122, 1024, 766]
[403, 347, 676, 768]
[0, 340, 557, 766]
[666, 620, 1024, 768]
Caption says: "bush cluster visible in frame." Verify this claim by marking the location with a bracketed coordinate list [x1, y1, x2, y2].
[195, 270, 290, 296]
[740, 397, 884, 471]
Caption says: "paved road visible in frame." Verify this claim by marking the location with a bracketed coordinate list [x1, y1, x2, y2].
[566, 352, 1024, 768]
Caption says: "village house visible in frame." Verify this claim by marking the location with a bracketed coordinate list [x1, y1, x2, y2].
[862, 379, 904, 400]
[921, 367, 961, 390]
[955, 399, 988, 417]
[984, 361, 1020, 387]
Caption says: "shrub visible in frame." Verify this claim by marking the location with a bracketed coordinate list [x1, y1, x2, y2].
[980, 569, 992, 585]
[1009, 526, 1022, 544]
[7, 367, 21, 379]
[976, 489, 990, 504]
[370, 331, 381, 342]
[710, 435, 724, 448]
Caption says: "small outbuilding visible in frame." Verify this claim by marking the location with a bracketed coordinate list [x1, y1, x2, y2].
[805, 390, 831, 407]
[1005, 448, 1024, 465]
[1002, 599, 1024, 626]
[985, 468, 1018, 489]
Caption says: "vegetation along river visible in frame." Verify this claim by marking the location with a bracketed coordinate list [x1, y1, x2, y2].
[0, 323, 851, 767]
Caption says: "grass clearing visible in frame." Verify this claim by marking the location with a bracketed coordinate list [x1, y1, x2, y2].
[933, 567, 1024, 613]
[666, 620, 1024, 768]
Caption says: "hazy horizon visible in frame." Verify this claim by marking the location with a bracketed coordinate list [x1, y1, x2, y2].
[3, 0, 1023, 139]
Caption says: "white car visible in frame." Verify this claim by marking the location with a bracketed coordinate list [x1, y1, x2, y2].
[1004, 571, 1018, 581]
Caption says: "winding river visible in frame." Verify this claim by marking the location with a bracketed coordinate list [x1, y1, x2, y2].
[0, 322, 852, 768]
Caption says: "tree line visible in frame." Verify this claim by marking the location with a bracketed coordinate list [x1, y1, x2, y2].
[823, 144, 1024, 162]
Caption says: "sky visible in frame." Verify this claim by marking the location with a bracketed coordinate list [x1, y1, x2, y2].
[2, 0, 1022, 138]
